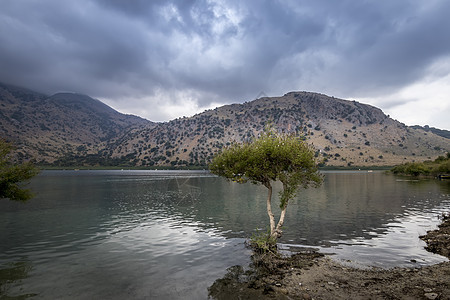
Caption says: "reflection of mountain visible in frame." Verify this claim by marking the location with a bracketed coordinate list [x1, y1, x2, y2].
[2, 171, 448, 297]
[2, 171, 448, 252]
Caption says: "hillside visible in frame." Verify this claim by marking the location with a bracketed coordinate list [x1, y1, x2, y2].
[0, 83, 151, 163]
[104, 92, 449, 168]
[1, 83, 449, 167]
[410, 125, 450, 139]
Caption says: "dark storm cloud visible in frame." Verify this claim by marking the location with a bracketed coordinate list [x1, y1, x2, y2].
[324, 0, 450, 95]
[0, 0, 449, 127]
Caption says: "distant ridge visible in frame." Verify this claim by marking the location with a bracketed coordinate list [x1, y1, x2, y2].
[103, 91, 450, 168]
[410, 125, 450, 139]
[0, 82, 151, 163]
[1, 83, 449, 167]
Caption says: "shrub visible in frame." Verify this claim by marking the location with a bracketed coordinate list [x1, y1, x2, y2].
[248, 230, 278, 254]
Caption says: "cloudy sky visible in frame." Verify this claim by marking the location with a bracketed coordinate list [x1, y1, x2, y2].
[1, 0, 449, 129]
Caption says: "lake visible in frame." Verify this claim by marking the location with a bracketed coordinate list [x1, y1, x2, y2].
[1, 170, 449, 299]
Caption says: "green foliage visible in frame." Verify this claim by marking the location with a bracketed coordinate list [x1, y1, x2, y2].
[210, 126, 322, 207]
[248, 230, 278, 254]
[391, 153, 450, 176]
[210, 125, 323, 240]
[0, 140, 39, 201]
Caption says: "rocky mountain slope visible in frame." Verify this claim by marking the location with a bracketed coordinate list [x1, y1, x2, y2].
[105, 92, 449, 168]
[0, 83, 151, 163]
[1, 83, 449, 167]
[410, 125, 450, 139]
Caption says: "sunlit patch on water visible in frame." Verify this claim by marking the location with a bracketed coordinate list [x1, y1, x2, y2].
[324, 205, 450, 268]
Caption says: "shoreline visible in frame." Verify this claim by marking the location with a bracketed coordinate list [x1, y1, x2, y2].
[209, 214, 450, 299]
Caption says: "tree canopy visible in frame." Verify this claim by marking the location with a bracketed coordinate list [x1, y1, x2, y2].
[0, 139, 39, 201]
[209, 127, 323, 240]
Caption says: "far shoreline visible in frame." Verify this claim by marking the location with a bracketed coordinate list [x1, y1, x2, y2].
[36, 165, 394, 171]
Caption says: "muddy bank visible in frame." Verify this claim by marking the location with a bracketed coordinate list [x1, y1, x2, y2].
[209, 214, 450, 299]
[420, 214, 450, 259]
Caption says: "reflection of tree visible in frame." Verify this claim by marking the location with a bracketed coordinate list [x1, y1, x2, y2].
[184, 172, 450, 245]
[0, 260, 37, 299]
[208, 250, 323, 299]
[208, 265, 248, 299]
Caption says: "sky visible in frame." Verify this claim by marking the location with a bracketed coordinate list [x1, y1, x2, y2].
[0, 0, 449, 129]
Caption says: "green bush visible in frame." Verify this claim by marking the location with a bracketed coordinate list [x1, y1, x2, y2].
[391, 153, 450, 176]
[248, 230, 278, 254]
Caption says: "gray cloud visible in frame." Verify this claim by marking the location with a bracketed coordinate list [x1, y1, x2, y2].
[0, 0, 449, 128]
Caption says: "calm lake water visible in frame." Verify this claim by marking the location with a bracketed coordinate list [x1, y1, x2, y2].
[1, 170, 449, 299]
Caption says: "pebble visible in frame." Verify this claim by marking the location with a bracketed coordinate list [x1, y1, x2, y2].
[424, 292, 439, 300]
[302, 293, 311, 300]
[424, 288, 433, 293]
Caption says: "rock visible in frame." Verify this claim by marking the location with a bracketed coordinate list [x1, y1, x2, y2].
[424, 288, 433, 293]
[302, 293, 311, 300]
[424, 292, 439, 300]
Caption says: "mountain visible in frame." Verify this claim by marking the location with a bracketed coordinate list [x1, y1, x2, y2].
[104, 92, 449, 168]
[0, 82, 151, 163]
[1, 83, 449, 167]
[410, 125, 450, 139]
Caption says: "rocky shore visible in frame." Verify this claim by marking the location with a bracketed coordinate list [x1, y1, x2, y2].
[209, 214, 450, 299]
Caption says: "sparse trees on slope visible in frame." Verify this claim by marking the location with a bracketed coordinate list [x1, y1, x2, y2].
[0, 139, 39, 201]
[209, 126, 323, 240]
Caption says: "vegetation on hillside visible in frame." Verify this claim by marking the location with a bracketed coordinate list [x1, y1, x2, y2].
[2, 83, 449, 168]
[391, 153, 450, 176]
[64, 92, 450, 168]
[411, 125, 450, 139]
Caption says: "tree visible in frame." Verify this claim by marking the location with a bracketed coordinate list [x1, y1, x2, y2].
[0, 139, 39, 201]
[209, 126, 323, 240]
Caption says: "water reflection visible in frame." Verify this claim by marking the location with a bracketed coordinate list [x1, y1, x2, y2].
[3, 170, 448, 260]
[0, 170, 449, 299]
[0, 260, 36, 299]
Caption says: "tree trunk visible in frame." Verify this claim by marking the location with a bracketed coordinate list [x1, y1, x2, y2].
[273, 181, 291, 239]
[264, 182, 276, 238]
[274, 206, 287, 238]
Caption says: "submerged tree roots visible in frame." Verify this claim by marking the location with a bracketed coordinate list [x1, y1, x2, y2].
[208, 241, 324, 299]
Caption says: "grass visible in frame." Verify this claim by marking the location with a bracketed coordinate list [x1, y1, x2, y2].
[247, 230, 278, 255]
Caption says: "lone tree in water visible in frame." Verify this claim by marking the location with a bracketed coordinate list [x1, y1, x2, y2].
[209, 126, 322, 240]
[0, 139, 39, 201]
